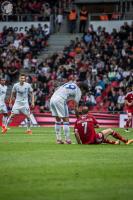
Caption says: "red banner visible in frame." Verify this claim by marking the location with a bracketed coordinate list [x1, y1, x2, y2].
[0, 112, 119, 127]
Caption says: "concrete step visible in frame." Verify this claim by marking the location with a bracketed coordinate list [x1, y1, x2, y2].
[37, 33, 83, 62]
[48, 34, 82, 46]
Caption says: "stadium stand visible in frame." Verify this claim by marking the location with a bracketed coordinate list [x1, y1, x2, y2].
[0, 0, 53, 21]
[30, 22, 133, 113]
[0, 0, 133, 114]
[0, 24, 49, 84]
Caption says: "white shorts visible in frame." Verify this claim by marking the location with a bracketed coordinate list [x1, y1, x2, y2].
[50, 97, 69, 118]
[11, 102, 30, 116]
[0, 103, 7, 114]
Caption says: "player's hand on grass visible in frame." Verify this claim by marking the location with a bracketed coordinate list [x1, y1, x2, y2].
[115, 140, 120, 145]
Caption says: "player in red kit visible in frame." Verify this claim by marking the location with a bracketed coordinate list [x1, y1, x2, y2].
[124, 85, 133, 132]
[74, 107, 133, 145]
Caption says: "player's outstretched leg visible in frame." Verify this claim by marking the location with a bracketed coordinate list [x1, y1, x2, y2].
[25, 117, 32, 135]
[103, 138, 120, 144]
[126, 139, 133, 145]
[101, 128, 132, 144]
[112, 131, 128, 143]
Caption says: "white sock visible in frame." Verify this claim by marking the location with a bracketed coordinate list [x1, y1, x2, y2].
[63, 122, 70, 141]
[2, 116, 8, 126]
[55, 122, 62, 140]
[27, 118, 31, 130]
[5, 115, 13, 127]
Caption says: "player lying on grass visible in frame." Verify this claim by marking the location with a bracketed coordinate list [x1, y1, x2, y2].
[74, 107, 133, 145]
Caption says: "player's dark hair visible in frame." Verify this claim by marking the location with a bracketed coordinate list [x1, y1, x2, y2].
[82, 106, 89, 114]
[78, 82, 89, 92]
[19, 73, 26, 77]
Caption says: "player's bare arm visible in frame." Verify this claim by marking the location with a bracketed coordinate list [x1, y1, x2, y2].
[94, 124, 100, 128]
[9, 91, 16, 108]
[74, 101, 81, 118]
[125, 99, 133, 106]
[75, 107, 80, 118]
[74, 129, 82, 144]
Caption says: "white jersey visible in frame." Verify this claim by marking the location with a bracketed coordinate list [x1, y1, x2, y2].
[51, 82, 81, 103]
[12, 82, 33, 105]
[0, 84, 7, 105]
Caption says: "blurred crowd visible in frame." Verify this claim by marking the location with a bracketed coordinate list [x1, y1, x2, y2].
[0, 0, 72, 21]
[0, 5, 133, 113]
[0, 23, 49, 83]
[29, 22, 133, 113]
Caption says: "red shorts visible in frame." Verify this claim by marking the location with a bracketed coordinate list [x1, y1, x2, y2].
[94, 132, 104, 144]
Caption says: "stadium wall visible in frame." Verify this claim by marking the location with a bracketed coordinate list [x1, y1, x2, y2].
[90, 20, 133, 33]
[0, 20, 132, 34]
[0, 113, 123, 128]
[0, 22, 50, 33]
[0, 113, 132, 128]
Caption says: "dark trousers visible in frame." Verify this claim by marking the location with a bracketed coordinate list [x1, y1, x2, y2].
[79, 20, 87, 33]
[69, 20, 76, 33]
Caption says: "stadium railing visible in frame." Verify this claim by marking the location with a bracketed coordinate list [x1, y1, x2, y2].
[88, 12, 133, 21]
[0, 14, 50, 22]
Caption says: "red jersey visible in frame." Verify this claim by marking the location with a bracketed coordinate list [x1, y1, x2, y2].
[74, 114, 98, 144]
[125, 92, 133, 113]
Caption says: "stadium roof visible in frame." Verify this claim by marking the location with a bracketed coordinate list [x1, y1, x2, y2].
[75, 0, 121, 3]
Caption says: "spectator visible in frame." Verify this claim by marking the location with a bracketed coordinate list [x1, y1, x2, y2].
[56, 10, 63, 32]
[108, 88, 118, 104]
[79, 6, 88, 33]
[83, 32, 93, 44]
[85, 92, 96, 107]
[68, 7, 77, 33]
[108, 102, 116, 114]
[117, 89, 125, 106]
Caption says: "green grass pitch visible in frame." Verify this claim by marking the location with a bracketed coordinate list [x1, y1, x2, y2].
[0, 127, 133, 200]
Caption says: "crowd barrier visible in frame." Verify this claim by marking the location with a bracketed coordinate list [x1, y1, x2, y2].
[0, 112, 132, 128]
[1, 112, 132, 128]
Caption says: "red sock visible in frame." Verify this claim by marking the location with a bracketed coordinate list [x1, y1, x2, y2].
[104, 138, 116, 144]
[112, 131, 127, 143]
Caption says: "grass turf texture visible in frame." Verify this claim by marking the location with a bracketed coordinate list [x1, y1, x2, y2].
[0, 127, 133, 200]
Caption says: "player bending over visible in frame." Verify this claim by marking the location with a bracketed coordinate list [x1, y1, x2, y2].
[50, 81, 88, 144]
[2, 74, 35, 134]
[74, 107, 133, 145]
[0, 77, 8, 132]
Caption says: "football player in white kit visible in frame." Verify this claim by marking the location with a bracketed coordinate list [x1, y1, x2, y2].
[0, 77, 8, 133]
[50, 81, 88, 144]
[2, 74, 35, 134]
